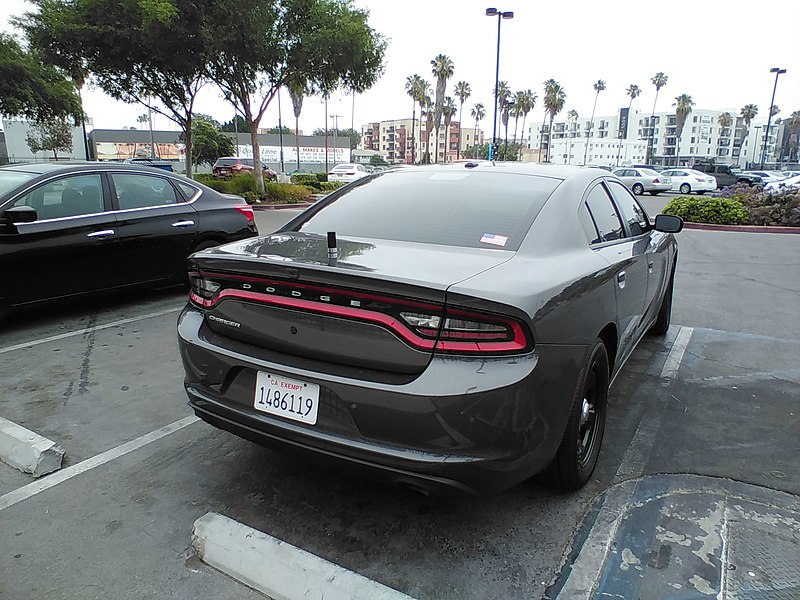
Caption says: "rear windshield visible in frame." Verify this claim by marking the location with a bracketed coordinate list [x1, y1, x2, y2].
[216, 158, 250, 166]
[0, 171, 36, 198]
[295, 170, 561, 251]
[333, 164, 356, 171]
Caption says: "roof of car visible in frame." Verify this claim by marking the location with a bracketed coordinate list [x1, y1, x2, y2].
[392, 161, 597, 181]
[0, 162, 180, 176]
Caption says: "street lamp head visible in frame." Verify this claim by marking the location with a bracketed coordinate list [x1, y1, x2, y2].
[770, 67, 787, 74]
[501, 11, 514, 18]
[485, 7, 498, 15]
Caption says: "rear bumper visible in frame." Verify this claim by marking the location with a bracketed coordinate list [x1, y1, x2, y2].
[177, 305, 587, 495]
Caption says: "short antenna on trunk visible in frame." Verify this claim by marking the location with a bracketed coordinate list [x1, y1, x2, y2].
[327, 231, 338, 266]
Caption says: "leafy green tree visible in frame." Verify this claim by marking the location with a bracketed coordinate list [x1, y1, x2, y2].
[430, 54, 454, 163]
[26, 118, 74, 160]
[265, 126, 293, 134]
[0, 34, 81, 122]
[312, 127, 361, 150]
[494, 80, 511, 153]
[369, 154, 388, 167]
[646, 72, 668, 163]
[781, 110, 800, 162]
[221, 115, 247, 133]
[470, 141, 522, 162]
[207, 0, 386, 193]
[422, 96, 434, 163]
[673, 94, 694, 166]
[19, 0, 210, 176]
[514, 90, 536, 147]
[189, 117, 235, 166]
[287, 78, 306, 171]
[584, 79, 606, 165]
[540, 79, 559, 160]
[413, 78, 431, 164]
[453, 81, 471, 159]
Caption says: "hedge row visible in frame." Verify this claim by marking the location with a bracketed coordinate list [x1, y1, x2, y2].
[663, 184, 799, 227]
[193, 172, 315, 204]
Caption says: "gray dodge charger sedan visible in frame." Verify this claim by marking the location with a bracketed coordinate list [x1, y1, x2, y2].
[177, 162, 682, 495]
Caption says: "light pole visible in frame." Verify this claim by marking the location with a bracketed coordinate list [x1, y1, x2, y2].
[751, 125, 762, 168]
[486, 8, 513, 161]
[761, 67, 786, 168]
[330, 114, 342, 167]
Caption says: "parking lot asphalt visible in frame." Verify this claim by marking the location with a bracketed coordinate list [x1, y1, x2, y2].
[1, 207, 798, 599]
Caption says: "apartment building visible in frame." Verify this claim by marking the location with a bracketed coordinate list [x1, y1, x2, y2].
[527, 108, 786, 168]
[361, 118, 484, 164]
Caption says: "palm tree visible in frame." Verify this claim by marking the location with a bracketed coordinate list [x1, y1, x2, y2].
[566, 109, 579, 164]
[716, 111, 733, 162]
[544, 80, 566, 162]
[470, 102, 486, 159]
[516, 89, 536, 148]
[453, 81, 471, 160]
[431, 54, 455, 163]
[423, 96, 434, 163]
[583, 79, 606, 165]
[442, 96, 457, 163]
[287, 78, 306, 171]
[647, 72, 668, 163]
[405, 74, 424, 164]
[781, 110, 800, 162]
[414, 78, 432, 164]
[616, 84, 641, 166]
[673, 94, 694, 167]
[739, 104, 758, 166]
[540, 79, 558, 161]
[501, 100, 512, 157]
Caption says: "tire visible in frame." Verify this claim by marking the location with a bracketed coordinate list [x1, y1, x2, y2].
[697, 191, 706, 195]
[648, 267, 674, 336]
[648, 191, 660, 196]
[542, 339, 609, 491]
[632, 183, 644, 195]
[679, 183, 691, 194]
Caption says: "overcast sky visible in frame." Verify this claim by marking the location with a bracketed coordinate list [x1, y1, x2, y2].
[3, 0, 799, 134]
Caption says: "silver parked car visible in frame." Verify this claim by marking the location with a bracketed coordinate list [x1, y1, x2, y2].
[178, 163, 683, 495]
[613, 168, 672, 196]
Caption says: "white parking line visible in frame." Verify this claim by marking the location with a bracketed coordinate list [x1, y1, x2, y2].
[193, 512, 415, 600]
[660, 326, 694, 380]
[0, 307, 182, 355]
[0, 415, 198, 512]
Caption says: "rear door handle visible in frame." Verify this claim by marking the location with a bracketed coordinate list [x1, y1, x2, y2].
[617, 271, 626, 289]
[171, 220, 195, 228]
[86, 229, 115, 238]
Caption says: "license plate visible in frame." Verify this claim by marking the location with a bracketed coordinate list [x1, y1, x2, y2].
[254, 372, 320, 425]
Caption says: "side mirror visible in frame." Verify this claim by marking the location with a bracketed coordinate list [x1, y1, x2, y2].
[2, 205, 38, 224]
[654, 214, 683, 233]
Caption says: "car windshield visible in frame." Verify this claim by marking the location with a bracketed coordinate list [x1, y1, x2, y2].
[0, 171, 36, 198]
[296, 169, 561, 251]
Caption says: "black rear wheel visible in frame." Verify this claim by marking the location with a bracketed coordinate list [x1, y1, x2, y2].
[542, 339, 609, 491]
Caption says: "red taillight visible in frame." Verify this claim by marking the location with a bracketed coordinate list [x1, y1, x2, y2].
[234, 205, 254, 222]
[653, 178, 661, 183]
[188, 272, 532, 355]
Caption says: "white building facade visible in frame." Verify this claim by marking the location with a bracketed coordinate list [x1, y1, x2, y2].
[527, 108, 786, 168]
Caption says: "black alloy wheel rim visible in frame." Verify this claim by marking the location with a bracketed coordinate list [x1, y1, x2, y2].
[577, 366, 601, 467]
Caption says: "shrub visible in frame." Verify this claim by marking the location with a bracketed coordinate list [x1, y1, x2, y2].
[315, 172, 328, 183]
[319, 181, 345, 192]
[718, 183, 800, 227]
[263, 183, 313, 204]
[662, 196, 749, 225]
[290, 173, 322, 189]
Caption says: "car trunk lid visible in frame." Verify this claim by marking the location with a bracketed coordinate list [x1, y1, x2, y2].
[188, 232, 515, 373]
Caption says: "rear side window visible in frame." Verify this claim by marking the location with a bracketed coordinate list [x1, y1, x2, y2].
[296, 170, 562, 251]
[112, 173, 178, 209]
[584, 184, 624, 243]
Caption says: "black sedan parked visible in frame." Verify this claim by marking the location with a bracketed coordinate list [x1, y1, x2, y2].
[178, 163, 682, 495]
[0, 163, 258, 319]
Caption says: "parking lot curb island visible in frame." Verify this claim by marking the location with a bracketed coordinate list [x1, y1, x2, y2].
[0, 417, 64, 477]
[192, 512, 415, 600]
